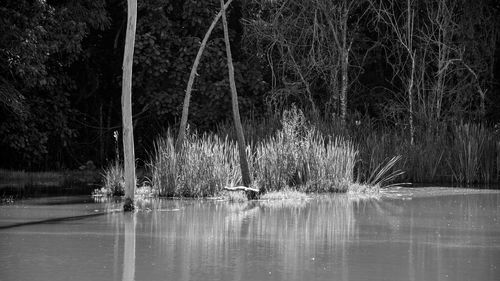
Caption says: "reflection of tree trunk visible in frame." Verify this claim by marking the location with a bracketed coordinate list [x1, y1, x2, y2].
[122, 214, 136, 281]
[113, 219, 119, 281]
[122, 0, 137, 210]
[175, 0, 234, 151]
[220, 0, 252, 188]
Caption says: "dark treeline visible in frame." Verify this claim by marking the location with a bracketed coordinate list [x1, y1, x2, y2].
[1, 0, 500, 177]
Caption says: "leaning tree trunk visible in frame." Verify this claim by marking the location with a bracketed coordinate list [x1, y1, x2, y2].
[122, 0, 137, 211]
[220, 0, 252, 188]
[176, 0, 234, 151]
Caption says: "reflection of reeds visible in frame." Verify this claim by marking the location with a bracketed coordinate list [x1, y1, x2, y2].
[135, 196, 358, 280]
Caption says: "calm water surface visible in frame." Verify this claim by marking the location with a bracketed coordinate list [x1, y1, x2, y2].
[0, 187, 499, 281]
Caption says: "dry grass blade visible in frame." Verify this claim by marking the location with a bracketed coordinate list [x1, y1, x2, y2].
[367, 155, 405, 188]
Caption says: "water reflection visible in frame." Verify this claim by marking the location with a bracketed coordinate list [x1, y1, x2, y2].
[122, 213, 136, 281]
[352, 192, 500, 281]
[1, 190, 497, 281]
[102, 195, 360, 281]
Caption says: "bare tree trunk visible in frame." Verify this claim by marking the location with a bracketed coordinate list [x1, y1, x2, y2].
[407, 0, 415, 145]
[99, 103, 104, 164]
[176, 0, 234, 151]
[122, 0, 137, 211]
[435, 46, 446, 121]
[283, 44, 318, 117]
[328, 69, 339, 116]
[371, 0, 416, 144]
[434, 0, 451, 122]
[409, 52, 415, 145]
[340, 4, 348, 124]
[220, 0, 252, 188]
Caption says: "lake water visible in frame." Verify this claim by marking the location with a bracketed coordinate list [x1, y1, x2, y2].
[0, 187, 499, 281]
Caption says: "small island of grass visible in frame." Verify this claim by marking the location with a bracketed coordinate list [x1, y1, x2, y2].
[94, 108, 399, 203]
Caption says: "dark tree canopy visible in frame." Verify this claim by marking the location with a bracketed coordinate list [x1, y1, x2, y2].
[0, 0, 499, 170]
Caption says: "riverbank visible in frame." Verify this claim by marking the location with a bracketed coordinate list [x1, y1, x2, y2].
[0, 169, 100, 187]
[0, 169, 102, 199]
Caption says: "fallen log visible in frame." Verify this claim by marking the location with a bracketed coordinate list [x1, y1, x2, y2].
[223, 186, 259, 193]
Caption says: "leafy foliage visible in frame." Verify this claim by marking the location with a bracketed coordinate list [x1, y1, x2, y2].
[0, 0, 109, 168]
[133, 0, 267, 128]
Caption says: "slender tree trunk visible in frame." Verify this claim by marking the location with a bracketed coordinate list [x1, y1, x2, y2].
[122, 0, 137, 211]
[220, 0, 252, 188]
[340, 3, 348, 124]
[99, 103, 104, 165]
[435, 0, 450, 122]
[284, 45, 318, 117]
[107, 100, 113, 162]
[435, 52, 445, 121]
[328, 69, 339, 116]
[176, 0, 234, 151]
[407, 0, 415, 145]
[409, 53, 415, 145]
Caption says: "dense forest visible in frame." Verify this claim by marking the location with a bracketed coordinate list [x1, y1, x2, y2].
[1, 0, 500, 184]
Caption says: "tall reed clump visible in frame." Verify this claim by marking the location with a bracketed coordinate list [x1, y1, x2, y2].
[253, 107, 358, 193]
[150, 107, 358, 197]
[401, 137, 448, 183]
[354, 131, 399, 183]
[150, 132, 242, 197]
[102, 161, 125, 196]
[451, 123, 498, 184]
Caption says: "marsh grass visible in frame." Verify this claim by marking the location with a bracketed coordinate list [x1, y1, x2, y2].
[126, 112, 498, 199]
[219, 190, 248, 202]
[366, 155, 405, 188]
[101, 161, 125, 196]
[252, 107, 357, 193]
[150, 107, 358, 197]
[151, 132, 241, 197]
[259, 188, 309, 200]
[349, 122, 498, 185]
[451, 123, 498, 184]
[348, 182, 380, 194]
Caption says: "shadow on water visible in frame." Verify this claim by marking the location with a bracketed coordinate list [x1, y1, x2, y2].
[0, 212, 110, 230]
